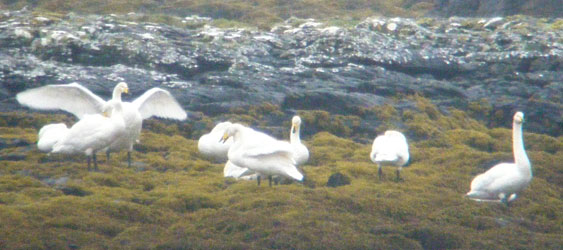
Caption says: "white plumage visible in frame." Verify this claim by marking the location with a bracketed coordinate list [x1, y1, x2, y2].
[198, 121, 234, 162]
[370, 130, 410, 181]
[51, 102, 126, 170]
[37, 123, 69, 152]
[16, 82, 187, 166]
[221, 123, 303, 186]
[290, 116, 309, 166]
[466, 112, 532, 204]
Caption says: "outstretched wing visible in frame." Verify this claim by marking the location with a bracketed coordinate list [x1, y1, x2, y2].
[132, 88, 187, 120]
[16, 82, 106, 118]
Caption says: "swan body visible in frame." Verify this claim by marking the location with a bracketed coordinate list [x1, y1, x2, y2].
[51, 102, 126, 170]
[223, 160, 256, 179]
[466, 112, 532, 204]
[221, 123, 303, 186]
[16, 82, 187, 166]
[290, 116, 309, 166]
[370, 130, 409, 181]
[37, 123, 69, 152]
[198, 121, 234, 162]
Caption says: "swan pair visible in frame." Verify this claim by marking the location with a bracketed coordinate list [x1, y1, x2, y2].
[220, 123, 304, 186]
[466, 111, 532, 205]
[370, 130, 410, 182]
[198, 116, 308, 186]
[18, 82, 187, 169]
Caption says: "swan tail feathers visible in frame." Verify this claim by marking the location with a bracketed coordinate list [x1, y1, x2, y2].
[285, 167, 304, 181]
[465, 190, 496, 201]
[374, 153, 399, 163]
[37, 123, 69, 152]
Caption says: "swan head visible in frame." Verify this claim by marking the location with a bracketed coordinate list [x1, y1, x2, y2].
[513, 112, 524, 124]
[291, 116, 302, 134]
[219, 124, 244, 143]
[213, 121, 233, 133]
[116, 82, 129, 94]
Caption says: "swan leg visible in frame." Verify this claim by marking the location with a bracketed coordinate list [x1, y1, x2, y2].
[93, 153, 99, 171]
[127, 151, 132, 168]
[498, 193, 508, 205]
[377, 164, 383, 180]
[395, 169, 402, 182]
[87, 156, 91, 171]
[268, 176, 273, 187]
[257, 175, 261, 186]
[274, 177, 280, 185]
[106, 150, 111, 162]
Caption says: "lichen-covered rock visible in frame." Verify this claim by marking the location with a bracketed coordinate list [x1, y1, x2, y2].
[0, 9, 561, 137]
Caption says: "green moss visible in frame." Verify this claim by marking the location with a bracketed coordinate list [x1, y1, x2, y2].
[0, 107, 561, 249]
[550, 19, 563, 30]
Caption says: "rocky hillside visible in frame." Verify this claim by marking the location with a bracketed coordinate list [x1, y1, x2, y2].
[0, 9, 561, 139]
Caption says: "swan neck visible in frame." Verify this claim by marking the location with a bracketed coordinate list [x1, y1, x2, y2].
[112, 87, 122, 102]
[290, 124, 301, 143]
[513, 121, 531, 174]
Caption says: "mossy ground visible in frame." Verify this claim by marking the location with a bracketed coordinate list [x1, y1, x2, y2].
[1, 0, 434, 29]
[0, 98, 561, 249]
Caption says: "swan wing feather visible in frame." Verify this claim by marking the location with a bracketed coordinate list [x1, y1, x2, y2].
[132, 88, 187, 120]
[16, 83, 106, 119]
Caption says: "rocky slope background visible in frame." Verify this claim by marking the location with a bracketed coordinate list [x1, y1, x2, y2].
[0, 2, 561, 250]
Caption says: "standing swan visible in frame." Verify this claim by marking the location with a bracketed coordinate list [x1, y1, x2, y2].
[370, 130, 410, 181]
[220, 123, 303, 186]
[290, 116, 309, 166]
[16, 82, 187, 167]
[466, 112, 532, 204]
[51, 102, 126, 171]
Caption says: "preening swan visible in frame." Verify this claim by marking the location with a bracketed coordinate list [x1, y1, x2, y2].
[51, 102, 126, 171]
[466, 111, 532, 204]
[16, 82, 187, 167]
[290, 116, 309, 166]
[37, 123, 69, 152]
[198, 121, 233, 162]
[220, 123, 303, 186]
[370, 130, 410, 181]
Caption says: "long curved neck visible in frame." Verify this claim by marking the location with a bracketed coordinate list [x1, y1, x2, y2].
[112, 87, 122, 102]
[290, 124, 301, 144]
[513, 121, 531, 175]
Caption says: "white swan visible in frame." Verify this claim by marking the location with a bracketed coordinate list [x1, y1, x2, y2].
[37, 123, 69, 152]
[220, 123, 303, 186]
[466, 112, 532, 204]
[223, 160, 256, 179]
[51, 101, 126, 171]
[198, 121, 233, 162]
[370, 130, 410, 181]
[16, 82, 187, 167]
[290, 116, 309, 166]
[221, 125, 273, 180]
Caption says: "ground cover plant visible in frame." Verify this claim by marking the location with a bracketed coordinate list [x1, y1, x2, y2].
[0, 97, 561, 249]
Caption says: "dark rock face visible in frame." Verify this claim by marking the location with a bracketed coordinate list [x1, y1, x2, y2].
[327, 172, 351, 187]
[0, 9, 561, 137]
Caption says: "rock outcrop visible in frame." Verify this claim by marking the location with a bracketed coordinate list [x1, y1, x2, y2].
[0, 9, 561, 137]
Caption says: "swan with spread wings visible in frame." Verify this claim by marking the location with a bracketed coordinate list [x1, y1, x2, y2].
[17, 82, 187, 167]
